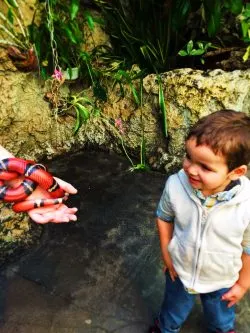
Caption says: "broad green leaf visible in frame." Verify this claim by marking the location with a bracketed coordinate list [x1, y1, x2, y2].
[171, 0, 191, 30]
[85, 12, 95, 31]
[203, 0, 222, 37]
[241, 21, 249, 38]
[190, 49, 205, 55]
[178, 50, 188, 56]
[197, 42, 204, 49]
[75, 103, 90, 122]
[187, 40, 193, 54]
[70, 0, 80, 20]
[64, 26, 77, 44]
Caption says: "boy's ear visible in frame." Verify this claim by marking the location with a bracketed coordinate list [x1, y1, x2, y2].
[229, 165, 247, 180]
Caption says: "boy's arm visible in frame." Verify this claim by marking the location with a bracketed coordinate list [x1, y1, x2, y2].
[222, 252, 250, 307]
[157, 217, 177, 281]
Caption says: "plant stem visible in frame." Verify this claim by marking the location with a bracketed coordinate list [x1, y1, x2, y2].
[0, 24, 26, 48]
[101, 116, 134, 167]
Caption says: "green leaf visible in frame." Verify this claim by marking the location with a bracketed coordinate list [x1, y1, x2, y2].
[190, 49, 205, 56]
[70, 0, 80, 20]
[178, 50, 188, 56]
[75, 103, 90, 122]
[7, 8, 14, 24]
[158, 76, 168, 137]
[224, 0, 243, 15]
[187, 40, 193, 54]
[243, 45, 250, 62]
[64, 26, 78, 44]
[5, 0, 18, 9]
[197, 42, 204, 49]
[73, 108, 81, 135]
[171, 0, 191, 30]
[85, 12, 95, 31]
[76, 96, 93, 105]
[241, 21, 249, 39]
[203, 0, 222, 37]
[129, 83, 140, 106]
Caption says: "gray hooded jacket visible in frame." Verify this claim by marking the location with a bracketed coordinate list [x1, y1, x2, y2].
[157, 169, 250, 293]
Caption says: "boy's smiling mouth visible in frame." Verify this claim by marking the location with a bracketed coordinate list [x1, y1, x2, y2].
[188, 175, 200, 185]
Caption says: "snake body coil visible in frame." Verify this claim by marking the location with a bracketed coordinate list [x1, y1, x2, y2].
[0, 158, 66, 212]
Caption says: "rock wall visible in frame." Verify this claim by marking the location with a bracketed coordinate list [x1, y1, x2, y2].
[143, 68, 250, 172]
[0, 65, 250, 264]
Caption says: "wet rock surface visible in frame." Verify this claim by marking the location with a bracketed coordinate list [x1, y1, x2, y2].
[0, 150, 249, 333]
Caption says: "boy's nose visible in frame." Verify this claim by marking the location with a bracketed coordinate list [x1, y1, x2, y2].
[187, 164, 198, 176]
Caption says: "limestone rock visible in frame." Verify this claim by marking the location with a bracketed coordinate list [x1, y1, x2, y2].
[0, 202, 42, 266]
[143, 68, 250, 171]
[1, 67, 250, 262]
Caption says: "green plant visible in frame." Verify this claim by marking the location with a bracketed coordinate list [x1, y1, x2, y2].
[0, 0, 30, 49]
[94, 0, 192, 73]
[178, 40, 214, 64]
[128, 78, 150, 172]
[79, 50, 107, 101]
[238, 4, 250, 61]
[28, 0, 98, 79]
[0, 0, 39, 71]
[94, 0, 249, 73]
[157, 75, 168, 138]
[201, 0, 243, 38]
[67, 93, 99, 135]
[111, 68, 146, 106]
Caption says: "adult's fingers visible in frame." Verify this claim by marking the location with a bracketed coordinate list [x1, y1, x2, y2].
[29, 211, 75, 224]
[28, 207, 78, 224]
[54, 177, 78, 194]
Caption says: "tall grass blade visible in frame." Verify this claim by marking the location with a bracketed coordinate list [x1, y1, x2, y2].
[158, 75, 168, 137]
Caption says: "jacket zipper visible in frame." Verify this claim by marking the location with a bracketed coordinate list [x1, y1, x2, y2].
[191, 205, 203, 288]
[191, 202, 226, 289]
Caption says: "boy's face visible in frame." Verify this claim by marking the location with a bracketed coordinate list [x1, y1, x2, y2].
[183, 138, 243, 196]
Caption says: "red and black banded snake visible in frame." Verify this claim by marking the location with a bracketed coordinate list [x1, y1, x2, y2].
[0, 158, 67, 212]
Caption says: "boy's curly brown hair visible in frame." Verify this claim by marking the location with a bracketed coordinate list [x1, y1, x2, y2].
[187, 110, 250, 171]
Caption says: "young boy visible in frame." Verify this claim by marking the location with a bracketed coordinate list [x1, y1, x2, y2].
[151, 110, 250, 333]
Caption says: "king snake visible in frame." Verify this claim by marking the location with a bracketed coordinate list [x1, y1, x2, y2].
[0, 158, 67, 212]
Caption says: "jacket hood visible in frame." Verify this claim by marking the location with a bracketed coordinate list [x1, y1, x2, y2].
[177, 169, 250, 205]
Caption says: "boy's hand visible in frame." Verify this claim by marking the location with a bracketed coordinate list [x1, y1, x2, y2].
[163, 251, 178, 281]
[221, 282, 247, 307]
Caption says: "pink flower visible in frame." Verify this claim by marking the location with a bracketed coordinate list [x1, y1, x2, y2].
[52, 68, 64, 81]
[115, 118, 124, 134]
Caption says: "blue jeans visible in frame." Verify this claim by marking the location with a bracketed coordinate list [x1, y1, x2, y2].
[158, 272, 235, 333]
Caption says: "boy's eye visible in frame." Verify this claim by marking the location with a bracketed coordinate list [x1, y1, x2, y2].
[185, 152, 191, 160]
[201, 164, 212, 171]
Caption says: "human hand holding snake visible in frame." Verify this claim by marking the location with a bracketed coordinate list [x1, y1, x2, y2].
[27, 177, 78, 224]
[0, 154, 78, 224]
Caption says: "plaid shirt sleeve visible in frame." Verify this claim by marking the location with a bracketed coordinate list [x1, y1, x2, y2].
[156, 178, 175, 223]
